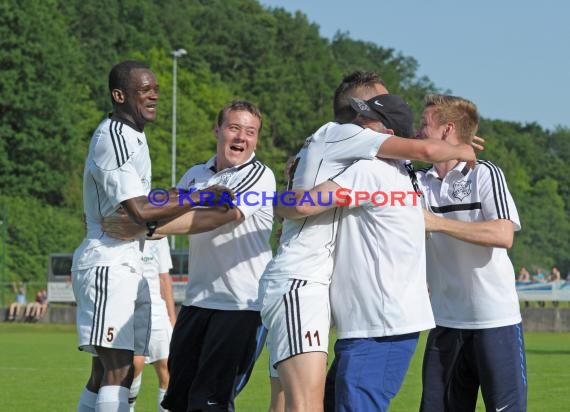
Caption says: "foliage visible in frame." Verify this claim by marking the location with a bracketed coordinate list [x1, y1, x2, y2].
[0, 0, 568, 281]
[0, 195, 84, 282]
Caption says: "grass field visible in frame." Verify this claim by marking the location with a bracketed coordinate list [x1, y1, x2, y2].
[0, 323, 568, 411]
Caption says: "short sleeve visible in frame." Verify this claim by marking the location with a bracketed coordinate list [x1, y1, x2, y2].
[234, 166, 276, 219]
[477, 161, 521, 231]
[90, 160, 147, 208]
[323, 126, 390, 163]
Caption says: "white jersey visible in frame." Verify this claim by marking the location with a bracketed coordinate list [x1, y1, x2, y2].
[261, 122, 390, 284]
[330, 159, 435, 339]
[142, 237, 173, 325]
[417, 160, 522, 329]
[177, 154, 275, 311]
[72, 116, 152, 270]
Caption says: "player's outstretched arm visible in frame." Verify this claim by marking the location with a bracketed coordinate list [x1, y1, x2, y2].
[377, 136, 476, 164]
[276, 180, 341, 219]
[121, 184, 235, 225]
[423, 210, 515, 249]
[103, 206, 242, 239]
[155, 207, 242, 235]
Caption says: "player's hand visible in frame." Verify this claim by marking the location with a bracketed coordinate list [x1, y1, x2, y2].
[458, 143, 477, 170]
[472, 135, 485, 152]
[102, 212, 145, 240]
[423, 209, 440, 232]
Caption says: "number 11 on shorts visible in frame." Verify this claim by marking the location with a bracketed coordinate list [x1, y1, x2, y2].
[304, 330, 321, 346]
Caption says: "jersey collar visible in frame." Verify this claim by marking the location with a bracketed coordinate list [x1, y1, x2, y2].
[108, 113, 142, 133]
[207, 153, 258, 173]
[426, 161, 472, 180]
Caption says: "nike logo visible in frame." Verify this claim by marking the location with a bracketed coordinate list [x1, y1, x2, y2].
[496, 405, 509, 412]
[207, 401, 217, 406]
[373, 100, 383, 106]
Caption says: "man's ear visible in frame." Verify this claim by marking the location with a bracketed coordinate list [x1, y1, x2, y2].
[442, 122, 455, 139]
[111, 88, 125, 104]
[384, 128, 395, 136]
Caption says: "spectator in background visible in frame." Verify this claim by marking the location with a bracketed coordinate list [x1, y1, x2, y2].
[518, 267, 531, 282]
[24, 289, 49, 322]
[532, 267, 546, 283]
[7, 282, 27, 321]
[549, 266, 561, 282]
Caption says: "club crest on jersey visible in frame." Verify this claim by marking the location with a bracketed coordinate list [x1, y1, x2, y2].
[452, 179, 471, 201]
[218, 172, 232, 185]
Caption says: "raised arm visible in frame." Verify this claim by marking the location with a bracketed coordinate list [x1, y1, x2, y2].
[377, 136, 476, 164]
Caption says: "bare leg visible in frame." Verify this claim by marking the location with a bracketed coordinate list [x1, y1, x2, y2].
[277, 352, 327, 412]
[96, 347, 134, 388]
[152, 358, 169, 390]
[269, 377, 285, 412]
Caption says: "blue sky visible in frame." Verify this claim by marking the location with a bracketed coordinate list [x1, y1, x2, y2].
[260, 0, 569, 131]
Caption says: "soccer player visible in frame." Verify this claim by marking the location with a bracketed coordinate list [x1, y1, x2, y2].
[259, 71, 477, 412]
[278, 95, 435, 411]
[156, 100, 276, 412]
[73, 60, 229, 412]
[415, 94, 527, 412]
[128, 237, 175, 412]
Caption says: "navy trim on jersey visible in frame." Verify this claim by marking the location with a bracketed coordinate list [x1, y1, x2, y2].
[109, 120, 129, 168]
[237, 156, 258, 171]
[232, 161, 267, 193]
[478, 160, 511, 220]
[207, 156, 259, 174]
[430, 202, 482, 214]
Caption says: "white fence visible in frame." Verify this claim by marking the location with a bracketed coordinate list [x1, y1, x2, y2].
[516, 280, 570, 301]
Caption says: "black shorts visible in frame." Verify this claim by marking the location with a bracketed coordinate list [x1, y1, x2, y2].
[162, 306, 266, 412]
[420, 323, 527, 412]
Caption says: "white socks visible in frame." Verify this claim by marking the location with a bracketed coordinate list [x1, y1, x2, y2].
[96, 385, 129, 412]
[157, 388, 168, 411]
[78, 388, 98, 412]
[128, 373, 142, 411]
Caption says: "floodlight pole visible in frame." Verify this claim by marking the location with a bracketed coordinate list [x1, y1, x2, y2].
[0, 209, 6, 306]
[170, 48, 187, 251]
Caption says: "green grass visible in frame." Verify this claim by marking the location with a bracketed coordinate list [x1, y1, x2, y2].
[0, 323, 568, 411]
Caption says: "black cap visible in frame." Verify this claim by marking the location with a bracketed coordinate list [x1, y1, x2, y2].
[350, 94, 414, 138]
